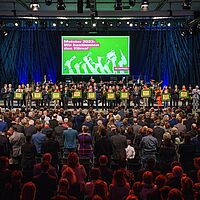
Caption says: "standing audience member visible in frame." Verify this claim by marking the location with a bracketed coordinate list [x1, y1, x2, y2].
[20, 181, 36, 200]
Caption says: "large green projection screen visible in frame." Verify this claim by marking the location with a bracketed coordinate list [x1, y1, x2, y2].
[62, 36, 130, 75]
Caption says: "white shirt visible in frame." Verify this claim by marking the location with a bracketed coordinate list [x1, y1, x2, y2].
[125, 145, 135, 160]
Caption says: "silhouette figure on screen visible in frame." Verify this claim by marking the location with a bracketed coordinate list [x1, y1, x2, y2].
[92, 56, 107, 74]
[83, 52, 98, 74]
[74, 62, 82, 74]
[64, 56, 76, 74]
[118, 49, 128, 74]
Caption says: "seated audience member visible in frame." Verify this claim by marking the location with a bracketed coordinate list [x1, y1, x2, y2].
[61, 166, 84, 200]
[93, 180, 108, 200]
[33, 153, 58, 179]
[33, 161, 57, 200]
[147, 174, 167, 199]
[109, 169, 130, 200]
[125, 195, 138, 200]
[167, 166, 184, 189]
[20, 181, 36, 200]
[0, 156, 11, 199]
[139, 171, 156, 200]
[181, 176, 194, 200]
[85, 168, 101, 199]
[67, 152, 87, 184]
[51, 178, 77, 200]
[98, 155, 113, 186]
[167, 188, 184, 200]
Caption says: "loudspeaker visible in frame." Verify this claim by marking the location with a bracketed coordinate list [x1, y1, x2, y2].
[77, 0, 83, 13]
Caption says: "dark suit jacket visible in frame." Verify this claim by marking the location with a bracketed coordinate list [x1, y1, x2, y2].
[111, 134, 127, 161]
[73, 114, 84, 132]
[41, 139, 60, 166]
[24, 125, 37, 136]
[54, 125, 67, 146]
[49, 119, 58, 130]
[33, 173, 57, 200]
[94, 136, 113, 160]
[153, 126, 165, 147]
[13, 124, 24, 134]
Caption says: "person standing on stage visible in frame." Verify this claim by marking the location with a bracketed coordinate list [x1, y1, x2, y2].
[163, 86, 169, 108]
[172, 84, 179, 108]
[16, 84, 23, 107]
[88, 85, 94, 108]
[54, 85, 60, 109]
[63, 85, 70, 110]
[155, 86, 162, 108]
[42, 85, 51, 108]
[7, 84, 14, 109]
[133, 85, 141, 107]
[25, 84, 32, 110]
[35, 86, 41, 109]
[108, 85, 114, 109]
[142, 84, 149, 108]
[192, 86, 200, 111]
[101, 85, 107, 110]
[121, 85, 128, 108]
[1, 84, 8, 109]
[180, 85, 187, 107]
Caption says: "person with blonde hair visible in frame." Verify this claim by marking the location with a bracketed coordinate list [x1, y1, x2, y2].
[83, 115, 94, 134]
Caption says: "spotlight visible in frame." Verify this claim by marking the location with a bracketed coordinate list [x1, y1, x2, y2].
[141, 0, 149, 10]
[85, 21, 88, 25]
[116, 21, 122, 27]
[3, 31, 8, 36]
[115, 0, 122, 10]
[127, 21, 130, 25]
[30, 0, 40, 11]
[181, 31, 186, 36]
[102, 21, 105, 24]
[129, 23, 133, 27]
[34, 21, 38, 24]
[57, 0, 66, 10]
[15, 22, 19, 27]
[65, 23, 69, 27]
[92, 23, 96, 27]
[182, 0, 192, 9]
[53, 23, 57, 27]
[167, 22, 171, 27]
[45, 0, 52, 6]
[60, 21, 64, 25]
[110, 23, 113, 27]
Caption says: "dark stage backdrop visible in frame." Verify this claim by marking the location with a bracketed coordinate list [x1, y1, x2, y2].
[0, 30, 200, 86]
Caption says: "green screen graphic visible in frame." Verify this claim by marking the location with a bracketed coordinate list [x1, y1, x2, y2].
[62, 36, 130, 75]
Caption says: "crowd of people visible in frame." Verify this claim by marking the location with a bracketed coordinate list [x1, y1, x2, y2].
[1, 103, 200, 200]
[1, 78, 200, 110]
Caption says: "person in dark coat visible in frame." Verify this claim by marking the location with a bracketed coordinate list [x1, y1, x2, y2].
[41, 132, 60, 169]
[153, 120, 165, 148]
[0, 132, 10, 156]
[21, 136, 37, 181]
[49, 114, 58, 130]
[94, 127, 113, 164]
[33, 161, 57, 200]
[54, 120, 67, 148]
[178, 134, 196, 173]
[24, 120, 37, 136]
[13, 117, 24, 134]
[73, 110, 84, 133]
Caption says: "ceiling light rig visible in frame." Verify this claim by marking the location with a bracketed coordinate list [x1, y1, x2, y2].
[141, 0, 149, 10]
[30, 0, 40, 11]
[57, 0, 66, 10]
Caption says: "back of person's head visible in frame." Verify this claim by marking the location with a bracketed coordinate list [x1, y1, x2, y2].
[194, 157, 200, 170]
[126, 195, 138, 200]
[20, 182, 36, 200]
[90, 168, 101, 180]
[132, 181, 143, 196]
[0, 156, 9, 170]
[51, 195, 68, 200]
[92, 195, 103, 200]
[147, 128, 153, 135]
[99, 155, 108, 166]
[41, 161, 50, 173]
[167, 188, 183, 200]
[160, 186, 171, 200]
[100, 127, 107, 137]
[58, 178, 69, 194]
[93, 180, 108, 200]
[43, 153, 52, 163]
[82, 125, 89, 133]
[68, 122, 73, 128]
[146, 158, 156, 169]
[67, 152, 79, 169]
[11, 170, 23, 182]
[184, 134, 191, 144]
[46, 132, 53, 139]
[155, 175, 167, 189]
[172, 166, 183, 178]
[113, 169, 126, 187]
[61, 166, 77, 185]
[142, 171, 153, 185]
[25, 135, 32, 143]
[171, 161, 181, 169]
[29, 120, 34, 126]
[181, 176, 193, 192]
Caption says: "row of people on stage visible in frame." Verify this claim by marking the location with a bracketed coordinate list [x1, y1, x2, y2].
[1, 81, 200, 110]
